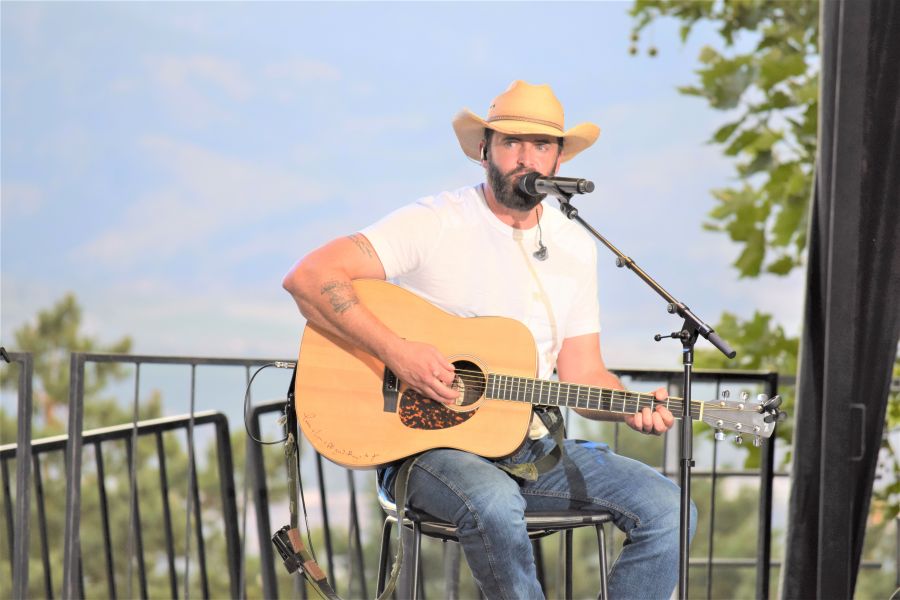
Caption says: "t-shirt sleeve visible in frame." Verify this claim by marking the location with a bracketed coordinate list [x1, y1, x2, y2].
[564, 241, 601, 338]
[359, 200, 443, 280]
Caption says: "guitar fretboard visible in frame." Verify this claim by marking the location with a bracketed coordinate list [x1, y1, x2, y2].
[486, 373, 694, 419]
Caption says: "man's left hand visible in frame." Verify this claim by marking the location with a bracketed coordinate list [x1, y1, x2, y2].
[624, 387, 675, 435]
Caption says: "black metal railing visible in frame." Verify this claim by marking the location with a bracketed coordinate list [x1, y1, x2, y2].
[0, 349, 34, 600]
[0, 410, 238, 598]
[247, 398, 370, 600]
[2, 351, 800, 599]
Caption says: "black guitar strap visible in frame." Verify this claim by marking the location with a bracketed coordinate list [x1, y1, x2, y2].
[497, 407, 567, 481]
[276, 364, 409, 600]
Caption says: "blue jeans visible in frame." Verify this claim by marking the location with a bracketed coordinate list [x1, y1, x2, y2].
[383, 436, 696, 599]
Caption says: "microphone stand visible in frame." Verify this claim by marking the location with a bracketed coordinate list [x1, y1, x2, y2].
[553, 191, 736, 600]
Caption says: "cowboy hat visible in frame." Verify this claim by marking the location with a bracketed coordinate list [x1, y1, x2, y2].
[452, 80, 600, 163]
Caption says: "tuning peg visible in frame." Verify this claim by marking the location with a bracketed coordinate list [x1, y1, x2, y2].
[753, 435, 762, 447]
[763, 395, 783, 409]
[720, 390, 730, 399]
[735, 434, 744, 445]
[756, 393, 767, 404]
[777, 410, 787, 422]
[740, 391, 750, 402]
[714, 429, 725, 442]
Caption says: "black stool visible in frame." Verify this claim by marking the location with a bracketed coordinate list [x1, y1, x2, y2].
[375, 487, 612, 600]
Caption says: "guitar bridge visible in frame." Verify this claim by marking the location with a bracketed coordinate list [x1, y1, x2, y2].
[382, 367, 400, 413]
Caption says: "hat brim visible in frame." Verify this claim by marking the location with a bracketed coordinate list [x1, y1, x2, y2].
[452, 109, 600, 163]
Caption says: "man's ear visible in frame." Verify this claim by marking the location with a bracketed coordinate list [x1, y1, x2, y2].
[479, 142, 488, 163]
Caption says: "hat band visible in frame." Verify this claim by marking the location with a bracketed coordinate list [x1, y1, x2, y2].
[487, 114, 564, 132]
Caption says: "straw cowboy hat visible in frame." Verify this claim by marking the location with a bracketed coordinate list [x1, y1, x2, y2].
[452, 80, 601, 163]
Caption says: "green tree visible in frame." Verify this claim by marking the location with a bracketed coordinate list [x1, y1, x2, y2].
[631, 0, 818, 278]
[0, 293, 132, 434]
[628, 0, 818, 468]
[629, 2, 898, 597]
[0, 295, 252, 598]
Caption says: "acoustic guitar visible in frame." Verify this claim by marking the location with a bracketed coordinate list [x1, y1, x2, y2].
[294, 279, 781, 469]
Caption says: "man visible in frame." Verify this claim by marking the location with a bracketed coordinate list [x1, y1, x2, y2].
[283, 80, 696, 599]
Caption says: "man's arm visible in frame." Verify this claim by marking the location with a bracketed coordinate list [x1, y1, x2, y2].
[282, 233, 457, 402]
[555, 333, 674, 435]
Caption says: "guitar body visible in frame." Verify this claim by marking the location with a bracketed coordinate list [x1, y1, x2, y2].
[295, 279, 538, 469]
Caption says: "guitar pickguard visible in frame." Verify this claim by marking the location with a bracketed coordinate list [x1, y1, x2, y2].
[398, 358, 487, 430]
[398, 389, 475, 430]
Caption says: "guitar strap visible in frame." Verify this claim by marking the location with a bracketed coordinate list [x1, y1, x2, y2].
[281, 366, 342, 600]
[497, 407, 567, 481]
[280, 364, 412, 600]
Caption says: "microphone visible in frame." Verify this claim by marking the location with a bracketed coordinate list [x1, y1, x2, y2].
[519, 172, 595, 197]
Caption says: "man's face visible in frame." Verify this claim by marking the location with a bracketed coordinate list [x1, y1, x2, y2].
[484, 132, 562, 212]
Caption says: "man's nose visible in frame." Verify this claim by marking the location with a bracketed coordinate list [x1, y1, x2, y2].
[517, 143, 539, 169]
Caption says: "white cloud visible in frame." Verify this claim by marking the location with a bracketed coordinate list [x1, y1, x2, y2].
[76, 135, 326, 267]
[338, 113, 429, 136]
[145, 54, 253, 124]
[263, 57, 341, 84]
[1, 182, 45, 218]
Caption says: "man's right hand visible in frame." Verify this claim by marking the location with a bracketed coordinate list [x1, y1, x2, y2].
[385, 340, 458, 405]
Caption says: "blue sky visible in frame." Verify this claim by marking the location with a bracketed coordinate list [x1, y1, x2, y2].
[2, 1, 805, 371]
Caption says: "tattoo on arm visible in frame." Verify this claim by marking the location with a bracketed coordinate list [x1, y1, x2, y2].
[347, 233, 375, 259]
[321, 280, 359, 315]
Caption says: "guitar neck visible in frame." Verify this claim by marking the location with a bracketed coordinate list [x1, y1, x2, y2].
[486, 373, 698, 419]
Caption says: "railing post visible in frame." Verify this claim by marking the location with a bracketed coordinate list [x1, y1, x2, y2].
[249, 404, 278, 599]
[62, 352, 85, 599]
[213, 415, 243, 599]
[756, 372, 779, 600]
[4, 351, 35, 599]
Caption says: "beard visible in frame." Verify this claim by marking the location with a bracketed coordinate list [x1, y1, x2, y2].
[486, 159, 547, 211]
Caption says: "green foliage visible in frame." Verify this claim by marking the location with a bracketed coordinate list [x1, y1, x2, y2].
[630, 0, 819, 278]
[695, 311, 797, 467]
[0, 295, 253, 598]
[0, 293, 132, 434]
[871, 356, 900, 523]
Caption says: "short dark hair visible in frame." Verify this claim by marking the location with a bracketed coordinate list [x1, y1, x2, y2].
[482, 128, 564, 158]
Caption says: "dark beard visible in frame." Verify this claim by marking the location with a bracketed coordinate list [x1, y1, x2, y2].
[486, 159, 547, 211]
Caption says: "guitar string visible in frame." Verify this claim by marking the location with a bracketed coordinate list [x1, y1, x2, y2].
[437, 370, 765, 421]
[444, 369, 749, 410]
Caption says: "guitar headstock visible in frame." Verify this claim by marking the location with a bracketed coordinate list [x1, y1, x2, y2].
[700, 391, 787, 446]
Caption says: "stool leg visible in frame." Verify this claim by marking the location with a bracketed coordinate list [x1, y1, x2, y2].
[376, 518, 394, 596]
[531, 539, 549, 597]
[533, 539, 546, 595]
[442, 540, 461, 600]
[596, 524, 609, 600]
[412, 522, 423, 600]
[565, 530, 573, 600]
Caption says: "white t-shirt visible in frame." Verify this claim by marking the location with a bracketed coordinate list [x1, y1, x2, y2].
[361, 184, 601, 381]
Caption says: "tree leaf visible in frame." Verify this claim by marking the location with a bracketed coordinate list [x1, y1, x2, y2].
[724, 129, 761, 156]
[711, 119, 744, 144]
[766, 255, 795, 275]
[733, 229, 765, 276]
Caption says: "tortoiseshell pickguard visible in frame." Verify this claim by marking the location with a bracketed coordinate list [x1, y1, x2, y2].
[398, 389, 475, 430]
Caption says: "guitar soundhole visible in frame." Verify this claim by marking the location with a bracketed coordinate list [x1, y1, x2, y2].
[398, 360, 486, 430]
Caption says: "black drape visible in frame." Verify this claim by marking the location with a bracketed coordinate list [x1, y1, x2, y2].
[782, 0, 900, 598]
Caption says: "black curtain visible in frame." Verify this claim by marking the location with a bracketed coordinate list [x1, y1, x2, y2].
[782, 0, 900, 598]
